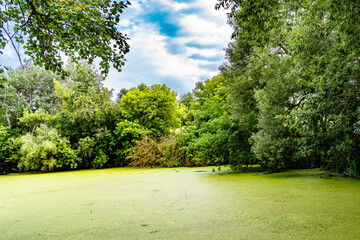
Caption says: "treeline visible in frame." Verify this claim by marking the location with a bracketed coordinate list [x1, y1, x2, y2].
[0, 63, 190, 174]
[0, 63, 240, 174]
[1, 0, 359, 175]
[0, 54, 359, 175]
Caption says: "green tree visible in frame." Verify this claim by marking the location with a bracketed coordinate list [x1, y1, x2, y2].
[19, 108, 53, 133]
[18, 124, 80, 172]
[250, 51, 302, 172]
[0, 0, 130, 76]
[119, 84, 180, 137]
[0, 125, 18, 174]
[0, 63, 60, 129]
[180, 75, 255, 167]
[290, 47, 360, 175]
[217, 0, 360, 173]
[54, 63, 116, 145]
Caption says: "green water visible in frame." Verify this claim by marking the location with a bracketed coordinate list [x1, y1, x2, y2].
[1, 167, 360, 239]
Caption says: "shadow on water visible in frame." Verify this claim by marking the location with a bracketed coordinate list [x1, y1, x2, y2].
[213, 166, 360, 182]
[263, 169, 360, 181]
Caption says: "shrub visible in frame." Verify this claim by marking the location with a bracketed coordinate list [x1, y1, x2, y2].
[127, 135, 184, 167]
[18, 124, 80, 172]
[92, 150, 109, 169]
[112, 120, 150, 161]
[0, 126, 21, 174]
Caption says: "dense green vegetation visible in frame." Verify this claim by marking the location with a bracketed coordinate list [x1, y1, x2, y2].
[0, 0, 130, 76]
[0, 62, 186, 173]
[1, 0, 359, 176]
[213, 0, 360, 174]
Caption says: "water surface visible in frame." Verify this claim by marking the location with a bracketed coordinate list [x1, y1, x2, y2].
[1, 167, 360, 239]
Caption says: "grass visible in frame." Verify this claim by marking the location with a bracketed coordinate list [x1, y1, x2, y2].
[1, 167, 360, 239]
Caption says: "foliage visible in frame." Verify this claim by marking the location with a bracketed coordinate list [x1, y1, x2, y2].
[127, 135, 184, 168]
[0, 63, 60, 129]
[180, 75, 255, 167]
[0, 126, 19, 174]
[249, 51, 301, 172]
[214, 0, 360, 174]
[112, 120, 150, 159]
[119, 84, 181, 137]
[19, 108, 53, 133]
[92, 150, 109, 169]
[54, 63, 116, 145]
[18, 124, 80, 172]
[77, 136, 97, 167]
[0, 0, 130, 76]
[289, 47, 360, 175]
[2, 0, 360, 176]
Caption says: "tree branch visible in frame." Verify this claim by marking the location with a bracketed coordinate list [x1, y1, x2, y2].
[278, 43, 290, 55]
[2, 27, 24, 67]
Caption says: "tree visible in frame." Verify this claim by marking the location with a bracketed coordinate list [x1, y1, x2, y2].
[119, 84, 180, 137]
[217, 0, 360, 173]
[0, 0, 130, 76]
[250, 50, 301, 172]
[54, 62, 116, 145]
[0, 63, 60, 129]
[18, 124, 80, 172]
[180, 75, 255, 167]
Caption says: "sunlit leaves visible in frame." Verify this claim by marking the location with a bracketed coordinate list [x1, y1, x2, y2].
[19, 124, 80, 172]
[119, 84, 180, 137]
[0, 0, 130, 76]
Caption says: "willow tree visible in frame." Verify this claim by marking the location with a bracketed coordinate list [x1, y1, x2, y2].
[217, 0, 360, 173]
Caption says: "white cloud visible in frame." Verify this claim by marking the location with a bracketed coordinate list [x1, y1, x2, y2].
[104, 0, 232, 95]
[177, 13, 232, 47]
[127, 1, 145, 14]
[192, 0, 230, 22]
[157, 0, 190, 11]
[184, 47, 222, 58]
[128, 23, 217, 79]
[118, 19, 133, 28]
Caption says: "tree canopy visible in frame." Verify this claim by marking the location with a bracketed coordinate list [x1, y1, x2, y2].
[0, 0, 130, 76]
[215, 0, 360, 174]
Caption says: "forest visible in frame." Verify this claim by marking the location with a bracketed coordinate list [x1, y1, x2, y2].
[1, 0, 360, 176]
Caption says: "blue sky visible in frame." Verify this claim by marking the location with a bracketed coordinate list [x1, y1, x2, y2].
[105, 0, 232, 95]
[1, 0, 232, 96]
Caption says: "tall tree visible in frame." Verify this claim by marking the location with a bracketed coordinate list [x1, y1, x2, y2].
[217, 0, 360, 173]
[0, 63, 60, 129]
[119, 84, 180, 137]
[180, 75, 255, 167]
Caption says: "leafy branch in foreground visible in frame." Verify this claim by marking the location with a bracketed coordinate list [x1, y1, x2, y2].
[0, 0, 130, 76]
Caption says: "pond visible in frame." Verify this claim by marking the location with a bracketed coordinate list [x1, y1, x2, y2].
[1, 167, 360, 239]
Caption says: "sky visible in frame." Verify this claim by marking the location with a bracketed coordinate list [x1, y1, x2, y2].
[1, 0, 232, 96]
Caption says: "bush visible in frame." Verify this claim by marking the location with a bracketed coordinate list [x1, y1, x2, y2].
[78, 136, 97, 167]
[0, 126, 21, 174]
[112, 120, 150, 161]
[18, 124, 80, 172]
[127, 135, 184, 167]
[92, 150, 109, 169]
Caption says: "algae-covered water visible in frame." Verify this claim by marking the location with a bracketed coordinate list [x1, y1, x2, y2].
[1, 167, 360, 240]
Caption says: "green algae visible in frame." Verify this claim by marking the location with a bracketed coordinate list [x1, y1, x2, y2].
[1, 167, 360, 239]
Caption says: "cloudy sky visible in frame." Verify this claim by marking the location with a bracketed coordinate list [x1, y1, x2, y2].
[105, 0, 232, 95]
[1, 0, 232, 95]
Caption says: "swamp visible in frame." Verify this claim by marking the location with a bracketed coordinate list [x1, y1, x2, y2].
[1, 167, 360, 239]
